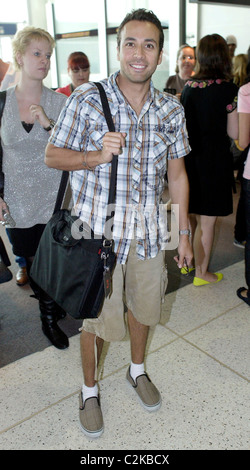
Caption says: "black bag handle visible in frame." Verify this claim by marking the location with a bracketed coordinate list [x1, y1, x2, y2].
[0, 90, 7, 199]
[54, 82, 118, 223]
[0, 90, 6, 124]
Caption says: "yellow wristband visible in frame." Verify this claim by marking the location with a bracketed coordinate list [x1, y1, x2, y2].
[234, 140, 244, 152]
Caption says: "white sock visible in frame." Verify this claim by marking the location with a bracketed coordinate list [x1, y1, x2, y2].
[82, 383, 98, 401]
[130, 361, 145, 382]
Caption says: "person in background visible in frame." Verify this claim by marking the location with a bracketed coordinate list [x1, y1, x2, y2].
[56, 51, 90, 97]
[226, 35, 237, 61]
[1, 58, 27, 285]
[232, 53, 248, 249]
[233, 53, 248, 88]
[0, 58, 20, 91]
[45, 8, 192, 438]
[164, 44, 195, 99]
[0, 26, 68, 349]
[0, 59, 9, 86]
[181, 33, 238, 286]
[236, 50, 250, 306]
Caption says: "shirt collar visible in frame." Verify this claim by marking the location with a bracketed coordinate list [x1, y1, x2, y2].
[108, 71, 155, 108]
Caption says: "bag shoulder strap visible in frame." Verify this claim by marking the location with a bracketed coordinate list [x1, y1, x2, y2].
[0, 90, 7, 125]
[53, 170, 69, 214]
[54, 82, 118, 215]
[0, 90, 7, 199]
[94, 82, 118, 209]
[94, 82, 115, 132]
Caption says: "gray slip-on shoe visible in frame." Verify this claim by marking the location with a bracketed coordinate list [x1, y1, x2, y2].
[126, 367, 161, 412]
[79, 392, 104, 438]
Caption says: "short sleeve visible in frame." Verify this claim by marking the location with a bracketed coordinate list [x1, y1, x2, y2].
[238, 83, 250, 114]
[226, 95, 237, 113]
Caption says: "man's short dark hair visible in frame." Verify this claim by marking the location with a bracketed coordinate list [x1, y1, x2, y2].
[117, 8, 164, 53]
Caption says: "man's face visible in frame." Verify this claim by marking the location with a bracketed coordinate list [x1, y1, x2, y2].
[117, 20, 163, 85]
[228, 43, 236, 58]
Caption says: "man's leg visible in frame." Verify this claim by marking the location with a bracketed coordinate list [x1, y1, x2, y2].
[79, 330, 104, 438]
[80, 330, 104, 386]
[126, 309, 161, 412]
[127, 309, 149, 364]
[124, 242, 164, 411]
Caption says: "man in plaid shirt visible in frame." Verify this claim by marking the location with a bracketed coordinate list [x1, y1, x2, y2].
[46, 8, 192, 438]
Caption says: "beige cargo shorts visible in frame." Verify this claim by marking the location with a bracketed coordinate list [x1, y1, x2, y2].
[82, 239, 168, 342]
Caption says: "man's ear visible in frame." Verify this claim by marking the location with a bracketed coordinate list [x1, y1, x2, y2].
[158, 49, 163, 66]
[117, 46, 120, 62]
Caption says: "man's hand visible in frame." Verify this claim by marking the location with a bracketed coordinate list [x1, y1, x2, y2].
[101, 132, 127, 163]
[174, 236, 193, 269]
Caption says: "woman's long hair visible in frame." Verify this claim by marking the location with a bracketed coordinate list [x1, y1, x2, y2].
[233, 54, 247, 87]
[193, 33, 232, 81]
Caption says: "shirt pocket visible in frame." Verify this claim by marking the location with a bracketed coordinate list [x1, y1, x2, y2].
[143, 125, 177, 192]
[88, 129, 105, 151]
[153, 123, 177, 168]
[88, 120, 111, 150]
[87, 125, 111, 170]
[141, 128, 169, 191]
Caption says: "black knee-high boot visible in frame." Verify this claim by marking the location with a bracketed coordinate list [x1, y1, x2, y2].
[25, 258, 69, 349]
[24, 257, 40, 299]
[39, 290, 69, 350]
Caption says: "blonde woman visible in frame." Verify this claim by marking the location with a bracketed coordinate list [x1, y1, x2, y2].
[233, 53, 248, 88]
[0, 27, 68, 349]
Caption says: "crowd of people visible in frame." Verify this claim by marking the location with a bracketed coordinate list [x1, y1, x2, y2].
[0, 8, 249, 439]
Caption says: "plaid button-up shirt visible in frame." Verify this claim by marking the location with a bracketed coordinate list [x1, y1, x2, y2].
[50, 72, 190, 264]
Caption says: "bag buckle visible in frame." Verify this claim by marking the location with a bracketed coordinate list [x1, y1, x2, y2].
[103, 238, 113, 248]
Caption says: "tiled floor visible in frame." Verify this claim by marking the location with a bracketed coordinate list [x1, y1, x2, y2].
[0, 187, 249, 450]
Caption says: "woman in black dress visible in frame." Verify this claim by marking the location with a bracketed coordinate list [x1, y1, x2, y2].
[181, 34, 238, 286]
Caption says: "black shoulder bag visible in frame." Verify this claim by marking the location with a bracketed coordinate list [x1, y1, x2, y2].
[30, 83, 117, 320]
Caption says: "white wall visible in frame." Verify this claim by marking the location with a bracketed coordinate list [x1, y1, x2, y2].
[198, 3, 250, 55]
[27, 0, 48, 29]
[1, 1, 250, 89]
